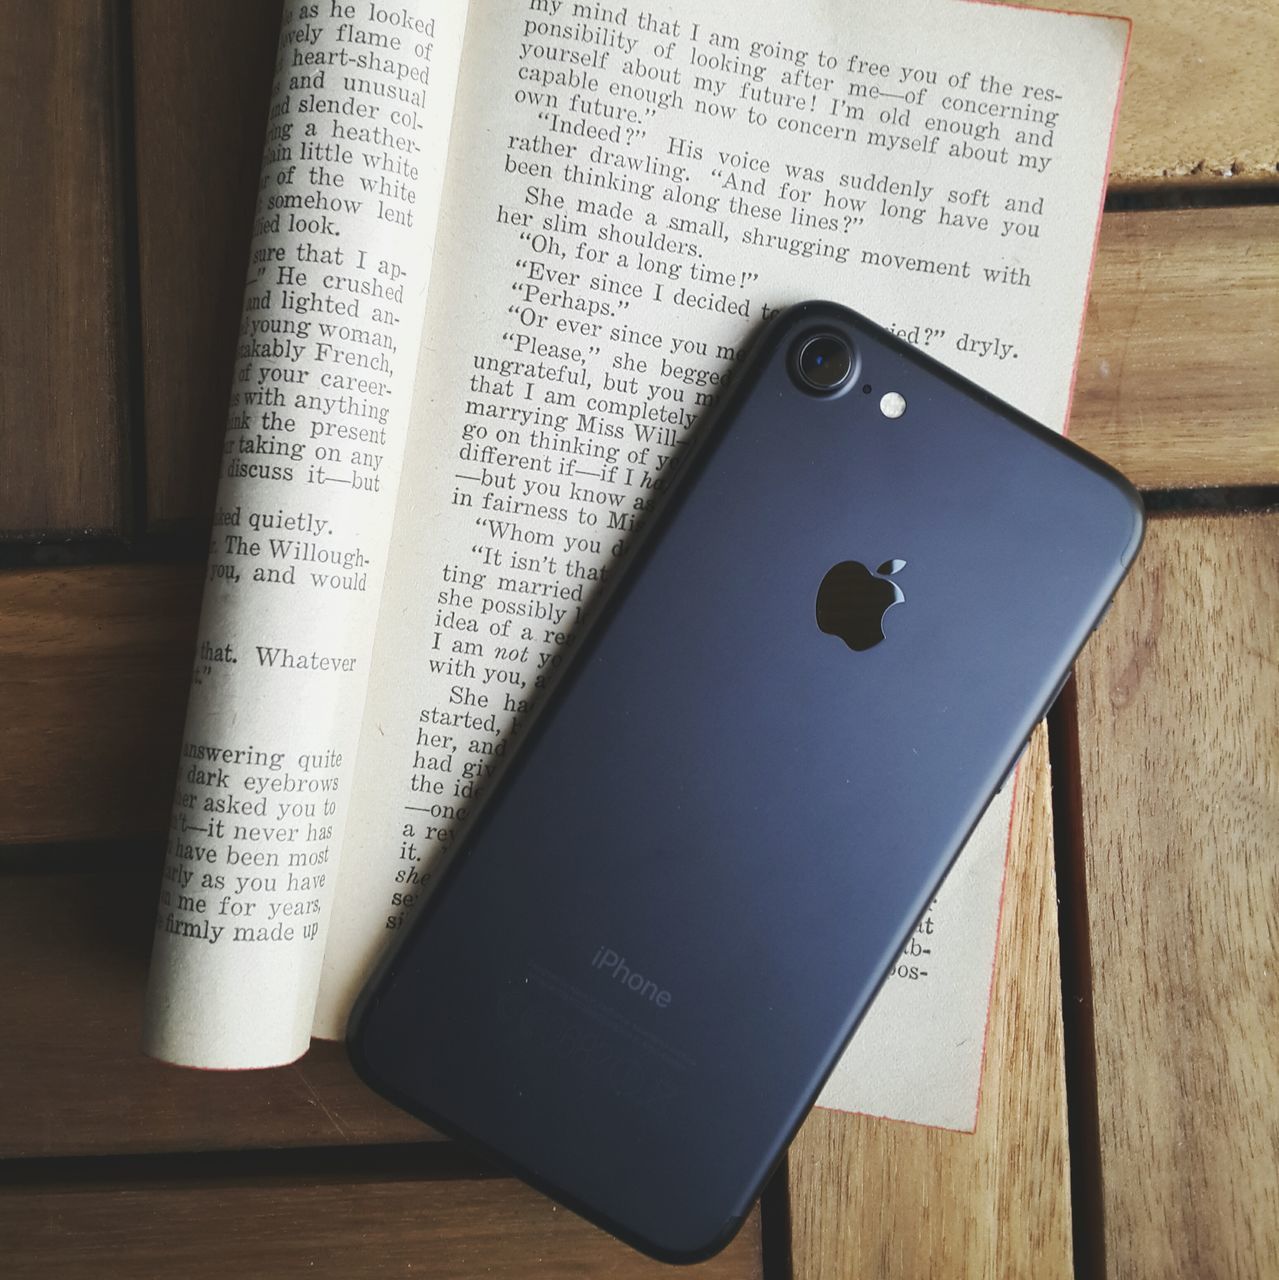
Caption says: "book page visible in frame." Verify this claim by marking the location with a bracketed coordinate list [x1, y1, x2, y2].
[142, 0, 470, 1069]
[317, 0, 1127, 1128]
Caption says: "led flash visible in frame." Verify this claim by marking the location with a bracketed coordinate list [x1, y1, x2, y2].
[879, 392, 906, 419]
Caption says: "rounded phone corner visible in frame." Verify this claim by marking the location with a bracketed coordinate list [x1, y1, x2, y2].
[1118, 481, 1146, 570]
[1096, 457, 1146, 571]
[614, 1205, 753, 1269]
[1056, 435, 1145, 573]
[344, 976, 395, 1101]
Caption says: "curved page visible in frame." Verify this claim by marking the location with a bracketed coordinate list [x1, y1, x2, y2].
[143, 0, 469, 1068]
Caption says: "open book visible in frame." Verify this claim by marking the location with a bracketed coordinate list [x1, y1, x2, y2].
[143, 0, 1128, 1131]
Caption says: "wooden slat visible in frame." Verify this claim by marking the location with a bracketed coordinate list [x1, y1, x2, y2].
[0, 870, 435, 1162]
[1071, 206, 1279, 490]
[0, 565, 200, 844]
[0, 562, 394, 1150]
[1073, 513, 1279, 1279]
[1018, 0, 1279, 185]
[132, 0, 282, 530]
[0, 1169, 763, 1279]
[787, 728, 1072, 1278]
[0, 1, 125, 535]
[0, 870, 432, 1157]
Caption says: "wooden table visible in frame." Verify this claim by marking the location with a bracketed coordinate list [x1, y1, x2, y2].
[2, 2, 1276, 1275]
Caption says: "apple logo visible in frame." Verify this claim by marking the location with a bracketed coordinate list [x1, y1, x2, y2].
[816, 559, 907, 651]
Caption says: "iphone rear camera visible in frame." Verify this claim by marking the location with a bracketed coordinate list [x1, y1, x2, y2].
[791, 332, 855, 395]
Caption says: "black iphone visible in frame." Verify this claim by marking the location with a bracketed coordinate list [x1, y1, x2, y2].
[348, 301, 1143, 1263]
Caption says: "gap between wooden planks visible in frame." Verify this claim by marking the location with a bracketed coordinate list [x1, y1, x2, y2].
[786, 725, 1073, 1279]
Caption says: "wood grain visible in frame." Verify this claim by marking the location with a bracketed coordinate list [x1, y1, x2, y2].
[131, 0, 282, 531]
[0, 869, 436, 1158]
[0, 0, 126, 536]
[0, 1168, 763, 1279]
[1073, 513, 1279, 1279]
[1070, 206, 1279, 490]
[0, 565, 200, 844]
[1017, 0, 1279, 185]
[787, 728, 1073, 1278]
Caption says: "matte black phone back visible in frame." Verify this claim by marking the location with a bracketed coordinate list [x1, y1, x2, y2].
[350, 302, 1143, 1262]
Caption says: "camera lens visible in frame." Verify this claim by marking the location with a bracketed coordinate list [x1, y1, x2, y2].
[792, 332, 854, 394]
